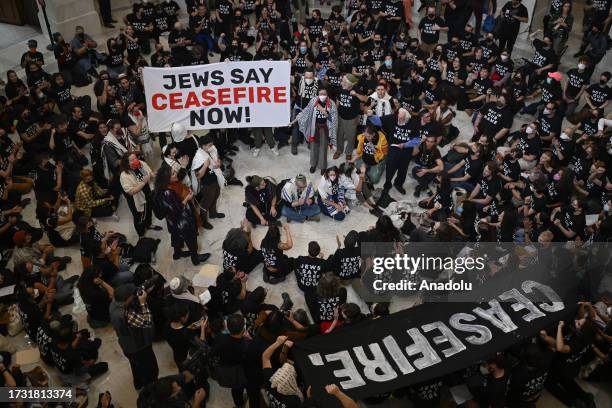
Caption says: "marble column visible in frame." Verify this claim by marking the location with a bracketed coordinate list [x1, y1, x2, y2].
[37, 0, 102, 37]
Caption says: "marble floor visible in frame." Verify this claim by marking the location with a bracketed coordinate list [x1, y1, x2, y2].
[1, 1, 611, 407]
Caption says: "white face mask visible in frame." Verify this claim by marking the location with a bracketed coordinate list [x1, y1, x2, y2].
[501, 54, 508, 61]
[33, 288, 40, 298]
[329, 175, 337, 181]
[305, 78, 314, 85]
[604, 203, 610, 213]
[526, 126, 534, 134]
[322, 30, 328, 36]
[318, 95, 327, 102]
[543, 108, 551, 115]
[578, 63, 586, 70]
[560, 132, 571, 141]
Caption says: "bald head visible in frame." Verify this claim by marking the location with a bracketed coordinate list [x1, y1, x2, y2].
[398, 108, 409, 124]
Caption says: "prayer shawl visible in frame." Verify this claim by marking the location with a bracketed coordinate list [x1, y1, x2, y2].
[295, 76, 318, 110]
[297, 97, 338, 147]
[102, 129, 135, 179]
[270, 363, 304, 402]
[317, 175, 354, 201]
[127, 112, 153, 158]
[191, 145, 225, 194]
[362, 91, 392, 125]
[164, 157, 191, 186]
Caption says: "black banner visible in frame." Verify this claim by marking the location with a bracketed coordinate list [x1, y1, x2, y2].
[292, 263, 579, 402]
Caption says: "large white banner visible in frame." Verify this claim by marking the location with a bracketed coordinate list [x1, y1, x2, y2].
[143, 61, 291, 132]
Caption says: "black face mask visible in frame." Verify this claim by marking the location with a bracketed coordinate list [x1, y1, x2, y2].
[428, 13, 435, 18]
[601, 80, 608, 86]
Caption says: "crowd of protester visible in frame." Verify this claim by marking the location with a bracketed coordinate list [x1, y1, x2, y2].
[0, 0, 611, 406]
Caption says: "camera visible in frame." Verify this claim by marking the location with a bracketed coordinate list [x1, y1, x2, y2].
[279, 292, 293, 315]
[182, 338, 211, 386]
[136, 273, 163, 297]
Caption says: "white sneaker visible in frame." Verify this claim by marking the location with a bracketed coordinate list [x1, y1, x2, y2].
[252, 148, 260, 157]
[271, 146, 280, 156]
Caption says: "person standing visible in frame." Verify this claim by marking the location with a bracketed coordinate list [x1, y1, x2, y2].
[154, 166, 210, 266]
[109, 283, 159, 390]
[497, 0, 529, 54]
[190, 135, 225, 230]
[98, 0, 116, 28]
[295, 88, 338, 174]
[334, 75, 366, 161]
[291, 71, 319, 155]
[119, 153, 159, 237]
[252, 127, 279, 157]
[368, 108, 416, 196]
[418, 6, 449, 55]
[212, 314, 262, 408]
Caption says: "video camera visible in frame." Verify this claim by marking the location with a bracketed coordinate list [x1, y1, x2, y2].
[136, 273, 164, 297]
[280, 292, 293, 315]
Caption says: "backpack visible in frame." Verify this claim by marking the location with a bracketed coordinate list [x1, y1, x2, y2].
[152, 190, 167, 220]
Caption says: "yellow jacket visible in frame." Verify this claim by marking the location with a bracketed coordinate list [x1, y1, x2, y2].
[356, 132, 388, 163]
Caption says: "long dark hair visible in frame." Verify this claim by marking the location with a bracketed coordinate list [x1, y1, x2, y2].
[154, 165, 172, 195]
[260, 224, 281, 250]
[499, 205, 519, 242]
[438, 171, 451, 194]
[324, 166, 340, 184]
[223, 228, 249, 251]
[77, 265, 104, 301]
[317, 272, 341, 299]
[375, 215, 400, 242]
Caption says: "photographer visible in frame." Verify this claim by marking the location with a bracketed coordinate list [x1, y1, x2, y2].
[134, 264, 166, 339]
[109, 283, 159, 390]
[165, 302, 207, 370]
[77, 265, 113, 328]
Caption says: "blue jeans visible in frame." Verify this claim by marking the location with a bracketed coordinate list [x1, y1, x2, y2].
[318, 195, 346, 221]
[444, 162, 476, 192]
[282, 203, 321, 223]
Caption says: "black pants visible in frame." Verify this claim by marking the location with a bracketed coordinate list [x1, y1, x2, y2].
[238, 250, 263, 274]
[124, 189, 152, 237]
[170, 229, 198, 256]
[98, 0, 112, 24]
[231, 384, 261, 408]
[125, 345, 159, 390]
[91, 202, 115, 218]
[245, 205, 280, 226]
[384, 147, 412, 190]
[498, 31, 519, 55]
[545, 366, 588, 406]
